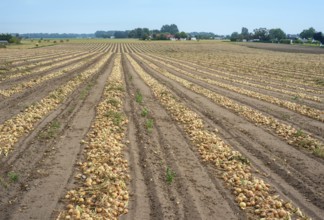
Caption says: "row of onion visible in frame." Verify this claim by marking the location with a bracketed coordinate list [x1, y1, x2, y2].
[58, 54, 129, 220]
[126, 54, 309, 219]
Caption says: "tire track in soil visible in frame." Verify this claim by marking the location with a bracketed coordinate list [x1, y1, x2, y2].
[122, 54, 240, 220]
[129, 53, 324, 219]
[140, 54, 324, 138]
[0, 54, 115, 220]
[0, 53, 104, 124]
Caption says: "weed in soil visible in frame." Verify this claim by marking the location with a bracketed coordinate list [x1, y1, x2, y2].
[38, 119, 61, 140]
[166, 167, 176, 184]
[8, 171, 19, 183]
[141, 107, 149, 117]
[135, 90, 143, 104]
[145, 119, 154, 132]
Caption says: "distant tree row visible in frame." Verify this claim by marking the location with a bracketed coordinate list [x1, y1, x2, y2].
[189, 32, 219, 39]
[230, 27, 324, 45]
[20, 33, 94, 39]
[96, 24, 191, 40]
[0, 33, 21, 44]
[230, 27, 286, 42]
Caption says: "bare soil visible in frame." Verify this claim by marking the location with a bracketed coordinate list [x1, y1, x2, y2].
[0, 42, 323, 220]
[238, 42, 324, 54]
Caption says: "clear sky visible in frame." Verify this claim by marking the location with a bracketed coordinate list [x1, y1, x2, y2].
[1, 0, 323, 35]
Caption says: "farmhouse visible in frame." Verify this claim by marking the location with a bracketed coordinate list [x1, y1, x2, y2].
[165, 34, 176, 41]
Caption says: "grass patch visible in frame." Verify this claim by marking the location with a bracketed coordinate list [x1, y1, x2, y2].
[229, 155, 250, 165]
[80, 83, 94, 100]
[166, 167, 176, 184]
[291, 95, 299, 100]
[8, 171, 19, 182]
[135, 90, 143, 104]
[107, 98, 119, 107]
[145, 119, 154, 132]
[294, 129, 304, 137]
[313, 147, 324, 158]
[105, 110, 123, 126]
[141, 107, 149, 117]
[39, 119, 61, 140]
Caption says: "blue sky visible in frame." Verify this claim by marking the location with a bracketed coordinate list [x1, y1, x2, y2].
[1, 0, 323, 35]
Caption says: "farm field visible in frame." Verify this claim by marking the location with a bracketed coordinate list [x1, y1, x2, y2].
[0, 40, 323, 220]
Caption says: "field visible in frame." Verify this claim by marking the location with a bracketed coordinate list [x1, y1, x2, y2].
[0, 40, 323, 220]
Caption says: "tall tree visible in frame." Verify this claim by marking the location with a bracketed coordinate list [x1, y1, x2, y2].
[0, 34, 12, 41]
[230, 32, 239, 41]
[300, 27, 316, 39]
[241, 27, 249, 39]
[313, 32, 324, 44]
[269, 28, 286, 41]
[253, 28, 270, 41]
[160, 24, 179, 35]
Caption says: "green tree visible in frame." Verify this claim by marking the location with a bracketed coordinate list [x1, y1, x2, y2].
[313, 32, 324, 44]
[230, 32, 239, 41]
[269, 28, 286, 41]
[175, 31, 187, 39]
[300, 27, 316, 39]
[241, 27, 249, 40]
[0, 34, 12, 41]
[161, 24, 179, 35]
[253, 28, 270, 41]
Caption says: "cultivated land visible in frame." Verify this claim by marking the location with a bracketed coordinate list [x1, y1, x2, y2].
[0, 40, 323, 220]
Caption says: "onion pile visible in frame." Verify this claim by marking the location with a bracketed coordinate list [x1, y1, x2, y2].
[127, 54, 309, 219]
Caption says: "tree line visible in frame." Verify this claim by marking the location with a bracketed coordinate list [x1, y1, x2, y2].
[95, 24, 182, 40]
[0, 33, 21, 44]
[230, 27, 324, 44]
[20, 33, 94, 39]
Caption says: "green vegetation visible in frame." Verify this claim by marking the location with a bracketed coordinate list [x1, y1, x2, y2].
[0, 33, 21, 44]
[80, 83, 94, 100]
[141, 108, 149, 117]
[166, 167, 176, 184]
[8, 171, 19, 182]
[294, 129, 304, 137]
[300, 27, 316, 39]
[145, 119, 154, 132]
[39, 119, 61, 140]
[135, 90, 143, 104]
[313, 147, 324, 158]
[229, 155, 250, 165]
[107, 98, 119, 107]
[105, 110, 123, 126]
